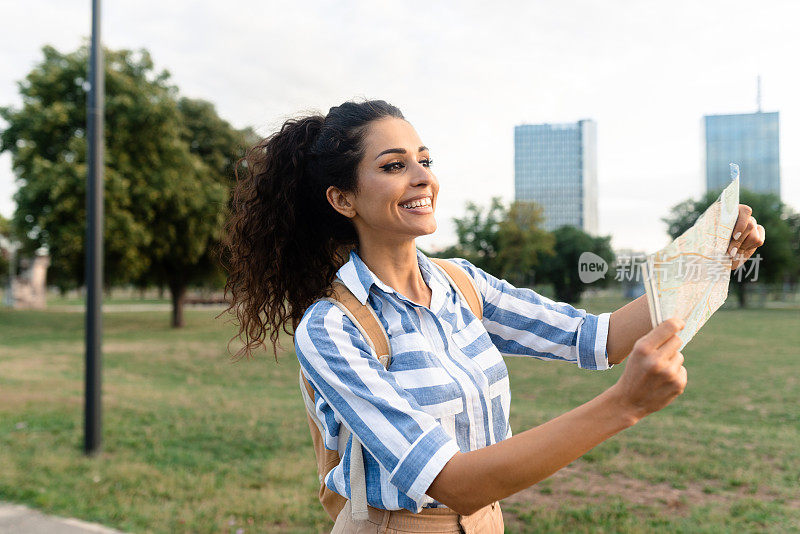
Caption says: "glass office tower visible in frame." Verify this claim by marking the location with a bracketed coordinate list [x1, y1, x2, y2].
[704, 112, 780, 197]
[514, 120, 598, 234]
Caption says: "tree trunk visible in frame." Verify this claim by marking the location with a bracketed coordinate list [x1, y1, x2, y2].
[736, 282, 748, 308]
[169, 281, 186, 328]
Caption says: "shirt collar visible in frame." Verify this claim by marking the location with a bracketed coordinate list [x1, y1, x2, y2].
[335, 247, 451, 311]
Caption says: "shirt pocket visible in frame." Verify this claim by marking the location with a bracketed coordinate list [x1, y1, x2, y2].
[392, 365, 465, 418]
[391, 363, 464, 448]
[449, 319, 509, 390]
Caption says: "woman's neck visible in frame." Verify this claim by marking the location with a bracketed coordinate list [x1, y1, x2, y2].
[357, 239, 431, 308]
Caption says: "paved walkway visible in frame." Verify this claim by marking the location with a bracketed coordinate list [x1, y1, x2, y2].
[0, 502, 126, 534]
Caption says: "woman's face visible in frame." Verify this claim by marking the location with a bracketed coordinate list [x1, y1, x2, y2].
[328, 117, 439, 245]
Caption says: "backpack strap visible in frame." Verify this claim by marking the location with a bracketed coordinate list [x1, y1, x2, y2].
[298, 369, 350, 520]
[429, 258, 483, 320]
[321, 278, 391, 368]
[299, 278, 391, 525]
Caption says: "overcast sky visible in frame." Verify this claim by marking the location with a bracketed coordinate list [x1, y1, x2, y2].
[2, 0, 798, 253]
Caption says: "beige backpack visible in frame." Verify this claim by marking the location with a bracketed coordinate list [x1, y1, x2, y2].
[298, 258, 484, 523]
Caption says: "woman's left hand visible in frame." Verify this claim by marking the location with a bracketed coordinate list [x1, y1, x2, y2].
[727, 204, 766, 270]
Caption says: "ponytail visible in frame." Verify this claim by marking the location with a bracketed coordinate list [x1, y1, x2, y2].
[219, 99, 404, 361]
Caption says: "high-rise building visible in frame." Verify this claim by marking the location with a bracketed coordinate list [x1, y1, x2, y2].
[514, 120, 598, 234]
[704, 111, 780, 197]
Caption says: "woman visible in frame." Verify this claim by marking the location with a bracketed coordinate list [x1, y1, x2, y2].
[221, 99, 765, 533]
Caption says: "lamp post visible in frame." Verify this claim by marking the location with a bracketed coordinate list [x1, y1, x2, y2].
[84, 0, 104, 456]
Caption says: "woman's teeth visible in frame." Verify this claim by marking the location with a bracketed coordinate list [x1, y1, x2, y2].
[400, 198, 431, 209]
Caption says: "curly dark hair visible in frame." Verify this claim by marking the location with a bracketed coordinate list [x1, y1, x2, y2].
[218, 99, 405, 361]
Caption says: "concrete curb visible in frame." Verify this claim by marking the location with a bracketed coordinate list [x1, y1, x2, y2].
[0, 502, 127, 534]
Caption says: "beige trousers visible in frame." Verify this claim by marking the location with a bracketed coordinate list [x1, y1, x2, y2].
[330, 499, 504, 534]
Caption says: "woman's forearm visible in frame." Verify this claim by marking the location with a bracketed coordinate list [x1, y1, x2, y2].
[606, 294, 652, 365]
[426, 385, 639, 515]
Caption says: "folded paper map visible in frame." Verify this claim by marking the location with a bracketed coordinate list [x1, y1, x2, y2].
[639, 163, 740, 350]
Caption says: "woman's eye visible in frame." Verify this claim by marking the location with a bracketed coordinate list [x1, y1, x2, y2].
[380, 161, 404, 172]
[380, 159, 433, 172]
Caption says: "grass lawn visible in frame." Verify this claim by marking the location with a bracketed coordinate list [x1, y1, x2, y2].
[0, 298, 798, 533]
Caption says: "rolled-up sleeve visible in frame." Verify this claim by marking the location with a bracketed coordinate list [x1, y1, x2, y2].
[448, 258, 613, 371]
[294, 300, 461, 504]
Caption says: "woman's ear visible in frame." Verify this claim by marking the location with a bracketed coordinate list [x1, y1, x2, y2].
[326, 186, 356, 219]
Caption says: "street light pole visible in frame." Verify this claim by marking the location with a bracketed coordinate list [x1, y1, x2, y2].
[84, 0, 104, 456]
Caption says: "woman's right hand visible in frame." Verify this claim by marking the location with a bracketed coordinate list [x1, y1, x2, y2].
[610, 317, 688, 423]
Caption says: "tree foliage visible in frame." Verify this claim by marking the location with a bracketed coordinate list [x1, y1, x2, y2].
[537, 225, 615, 304]
[785, 212, 800, 288]
[439, 197, 507, 274]
[0, 213, 9, 237]
[434, 197, 555, 287]
[0, 213, 10, 277]
[434, 197, 619, 303]
[0, 44, 253, 324]
[495, 201, 554, 287]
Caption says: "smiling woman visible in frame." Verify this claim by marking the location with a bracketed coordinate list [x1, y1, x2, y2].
[218, 98, 693, 533]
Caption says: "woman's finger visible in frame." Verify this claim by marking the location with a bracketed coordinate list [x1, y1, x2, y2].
[656, 332, 683, 360]
[739, 220, 766, 252]
[730, 216, 761, 270]
[728, 204, 753, 251]
[728, 214, 756, 258]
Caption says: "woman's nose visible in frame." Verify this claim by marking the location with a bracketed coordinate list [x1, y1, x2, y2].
[409, 161, 434, 185]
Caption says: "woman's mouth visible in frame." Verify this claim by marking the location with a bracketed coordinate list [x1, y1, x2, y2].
[399, 197, 433, 214]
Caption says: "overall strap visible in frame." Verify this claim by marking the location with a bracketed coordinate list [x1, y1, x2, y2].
[429, 257, 484, 320]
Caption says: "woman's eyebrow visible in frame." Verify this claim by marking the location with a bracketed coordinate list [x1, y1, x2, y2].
[374, 146, 429, 160]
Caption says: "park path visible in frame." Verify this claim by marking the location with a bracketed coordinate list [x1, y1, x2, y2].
[0, 502, 126, 533]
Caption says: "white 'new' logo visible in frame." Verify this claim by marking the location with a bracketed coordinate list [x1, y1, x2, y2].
[578, 252, 608, 283]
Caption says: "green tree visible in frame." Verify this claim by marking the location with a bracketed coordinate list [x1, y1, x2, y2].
[437, 197, 506, 275]
[177, 97, 257, 185]
[0, 213, 11, 278]
[662, 189, 795, 307]
[433, 198, 555, 288]
[495, 201, 554, 287]
[0, 44, 251, 325]
[168, 97, 258, 298]
[785, 211, 800, 291]
[538, 225, 615, 304]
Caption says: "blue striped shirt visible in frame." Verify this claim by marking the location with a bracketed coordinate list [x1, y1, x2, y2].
[294, 247, 612, 514]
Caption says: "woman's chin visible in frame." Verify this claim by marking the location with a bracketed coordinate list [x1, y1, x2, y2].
[414, 220, 437, 237]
